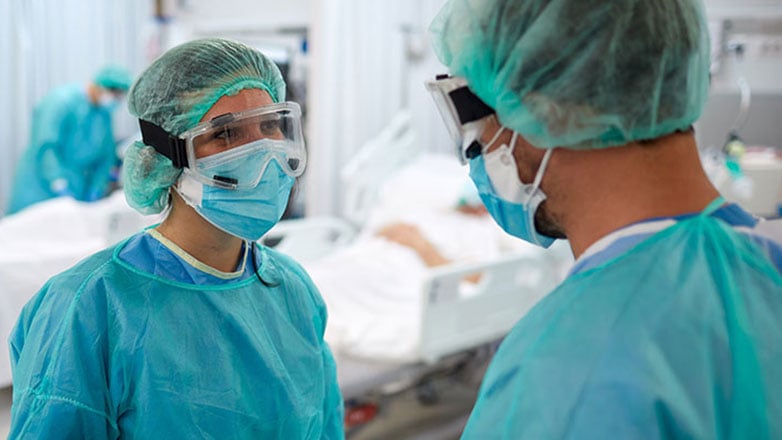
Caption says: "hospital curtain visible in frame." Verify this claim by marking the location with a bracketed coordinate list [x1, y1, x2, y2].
[306, 0, 451, 217]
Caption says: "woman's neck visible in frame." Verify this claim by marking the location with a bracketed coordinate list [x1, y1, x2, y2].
[156, 195, 245, 272]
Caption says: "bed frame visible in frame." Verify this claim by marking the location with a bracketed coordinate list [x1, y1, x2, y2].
[262, 213, 567, 403]
[262, 112, 568, 402]
[419, 251, 560, 364]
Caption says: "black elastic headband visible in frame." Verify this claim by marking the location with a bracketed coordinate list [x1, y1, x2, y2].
[138, 119, 189, 168]
[449, 87, 495, 125]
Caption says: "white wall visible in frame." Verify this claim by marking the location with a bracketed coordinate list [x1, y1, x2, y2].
[177, 0, 309, 33]
[705, 0, 782, 15]
[705, 0, 782, 94]
[698, 1, 782, 149]
[305, 0, 452, 217]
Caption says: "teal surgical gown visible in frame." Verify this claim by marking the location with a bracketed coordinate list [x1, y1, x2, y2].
[7, 84, 118, 214]
[462, 202, 782, 439]
[9, 231, 344, 439]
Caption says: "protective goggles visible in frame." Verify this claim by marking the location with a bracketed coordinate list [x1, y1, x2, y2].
[139, 102, 306, 189]
[425, 74, 496, 164]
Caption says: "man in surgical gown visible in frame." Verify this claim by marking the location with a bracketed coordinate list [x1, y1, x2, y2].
[7, 65, 132, 214]
[426, 0, 782, 438]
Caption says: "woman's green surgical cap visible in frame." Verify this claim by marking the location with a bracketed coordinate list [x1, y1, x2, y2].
[430, 0, 711, 150]
[123, 38, 286, 214]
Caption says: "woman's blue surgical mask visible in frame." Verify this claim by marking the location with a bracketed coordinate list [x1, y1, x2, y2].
[469, 130, 556, 248]
[175, 150, 294, 242]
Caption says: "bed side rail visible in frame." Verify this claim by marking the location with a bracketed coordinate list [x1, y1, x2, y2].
[418, 252, 559, 364]
[260, 216, 358, 263]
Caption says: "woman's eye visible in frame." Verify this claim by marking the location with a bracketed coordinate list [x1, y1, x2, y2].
[214, 128, 234, 141]
[260, 120, 282, 136]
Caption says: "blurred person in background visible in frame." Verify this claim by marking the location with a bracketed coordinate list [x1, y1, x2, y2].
[7, 65, 132, 214]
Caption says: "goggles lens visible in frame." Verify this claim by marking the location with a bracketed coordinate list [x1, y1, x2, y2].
[425, 75, 495, 164]
[182, 102, 306, 189]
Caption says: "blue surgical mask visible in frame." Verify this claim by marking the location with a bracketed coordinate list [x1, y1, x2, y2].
[469, 131, 556, 248]
[175, 154, 294, 242]
[98, 94, 120, 112]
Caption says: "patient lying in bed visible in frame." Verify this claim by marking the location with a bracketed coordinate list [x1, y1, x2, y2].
[377, 221, 485, 283]
[303, 154, 572, 363]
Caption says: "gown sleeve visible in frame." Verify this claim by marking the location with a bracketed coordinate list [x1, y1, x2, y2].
[30, 91, 77, 196]
[8, 270, 120, 439]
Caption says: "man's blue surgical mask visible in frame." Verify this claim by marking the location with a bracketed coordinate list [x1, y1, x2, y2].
[175, 151, 294, 242]
[469, 130, 556, 248]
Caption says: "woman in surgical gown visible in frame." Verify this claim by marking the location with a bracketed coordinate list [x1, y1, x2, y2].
[8, 38, 344, 439]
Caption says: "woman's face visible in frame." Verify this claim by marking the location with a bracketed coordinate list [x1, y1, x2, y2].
[193, 89, 276, 159]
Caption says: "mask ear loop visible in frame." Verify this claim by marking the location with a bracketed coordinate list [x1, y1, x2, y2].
[531, 148, 554, 192]
[508, 132, 519, 154]
[483, 125, 507, 154]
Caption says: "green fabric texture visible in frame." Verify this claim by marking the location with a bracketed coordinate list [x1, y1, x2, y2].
[429, 0, 711, 149]
[121, 141, 183, 214]
[461, 211, 782, 438]
[122, 38, 286, 214]
[93, 65, 132, 91]
[9, 239, 344, 439]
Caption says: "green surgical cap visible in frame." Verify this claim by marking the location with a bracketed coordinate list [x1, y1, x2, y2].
[94, 65, 133, 92]
[123, 38, 286, 214]
[128, 37, 285, 136]
[430, 0, 711, 149]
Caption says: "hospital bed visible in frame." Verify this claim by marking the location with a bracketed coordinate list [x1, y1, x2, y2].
[258, 114, 574, 437]
[267, 202, 569, 401]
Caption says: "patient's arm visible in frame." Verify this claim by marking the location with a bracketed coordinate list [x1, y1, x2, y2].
[376, 222, 481, 283]
[376, 223, 449, 267]
[454, 203, 488, 217]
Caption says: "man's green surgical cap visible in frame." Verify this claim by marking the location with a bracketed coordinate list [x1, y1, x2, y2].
[430, 0, 711, 150]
